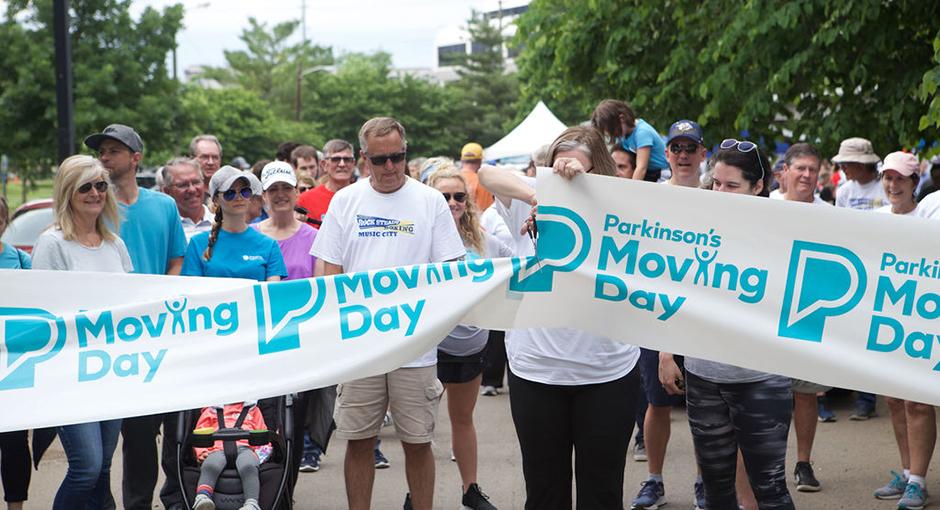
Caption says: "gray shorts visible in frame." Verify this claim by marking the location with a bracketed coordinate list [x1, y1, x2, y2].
[790, 378, 832, 394]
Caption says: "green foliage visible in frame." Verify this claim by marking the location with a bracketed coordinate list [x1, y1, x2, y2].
[516, 0, 940, 157]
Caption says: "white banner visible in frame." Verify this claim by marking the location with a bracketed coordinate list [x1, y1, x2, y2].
[2, 170, 939, 432]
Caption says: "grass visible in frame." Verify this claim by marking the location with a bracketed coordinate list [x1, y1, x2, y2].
[1, 178, 54, 211]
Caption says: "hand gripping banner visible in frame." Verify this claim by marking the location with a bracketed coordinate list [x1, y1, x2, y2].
[2, 170, 939, 431]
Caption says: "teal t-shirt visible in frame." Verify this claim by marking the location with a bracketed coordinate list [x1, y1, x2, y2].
[620, 118, 669, 171]
[0, 243, 30, 269]
[119, 188, 186, 275]
[182, 228, 287, 282]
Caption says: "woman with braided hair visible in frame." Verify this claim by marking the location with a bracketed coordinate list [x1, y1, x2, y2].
[182, 166, 286, 282]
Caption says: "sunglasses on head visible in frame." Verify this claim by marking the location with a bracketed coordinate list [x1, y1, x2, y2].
[222, 187, 253, 201]
[367, 151, 406, 166]
[441, 191, 467, 203]
[327, 156, 355, 164]
[77, 181, 109, 194]
[669, 142, 699, 155]
[720, 138, 766, 181]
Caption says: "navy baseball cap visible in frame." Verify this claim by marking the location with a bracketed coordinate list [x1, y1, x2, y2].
[84, 124, 144, 153]
[665, 120, 704, 146]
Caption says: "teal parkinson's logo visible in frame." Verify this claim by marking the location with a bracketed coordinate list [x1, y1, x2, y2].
[254, 279, 327, 355]
[0, 307, 67, 390]
[778, 241, 867, 342]
[509, 205, 591, 293]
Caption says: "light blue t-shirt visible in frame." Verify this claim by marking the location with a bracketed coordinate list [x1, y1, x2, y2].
[120, 188, 186, 275]
[0, 243, 30, 269]
[621, 119, 668, 171]
[182, 228, 287, 282]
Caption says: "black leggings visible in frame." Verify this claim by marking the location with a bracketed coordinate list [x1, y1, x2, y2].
[686, 372, 794, 510]
[0, 430, 29, 502]
[509, 367, 639, 510]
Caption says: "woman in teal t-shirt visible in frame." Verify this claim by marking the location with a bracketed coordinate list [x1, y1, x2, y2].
[182, 166, 286, 282]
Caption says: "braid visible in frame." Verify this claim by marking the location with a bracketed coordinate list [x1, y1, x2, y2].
[203, 207, 224, 261]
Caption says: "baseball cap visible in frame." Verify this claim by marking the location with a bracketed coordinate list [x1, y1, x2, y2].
[831, 137, 880, 165]
[666, 120, 704, 145]
[209, 165, 262, 197]
[881, 151, 919, 177]
[260, 161, 297, 190]
[461, 143, 483, 161]
[84, 124, 144, 153]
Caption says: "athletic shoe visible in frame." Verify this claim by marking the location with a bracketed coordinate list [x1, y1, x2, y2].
[403, 493, 413, 510]
[899, 482, 929, 510]
[462, 483, 497, 510]
[631, 479, 666, 509]
[481, 385, 499, 396]
[193, 493, 215, 510]
[633, 442, 648, 462]
[374, 447, 390, 469]
[850, 403, 877, 420]
[817, 396, 837, 422]
[694, 480, 706, 510]
[238, 499, 261, 510]
[794, 461, 821, 492]
[874, 470, 908, 499]
[299, 451, 320, 472]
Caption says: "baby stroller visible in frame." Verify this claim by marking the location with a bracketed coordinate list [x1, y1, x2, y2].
[176, 395, 296, 510]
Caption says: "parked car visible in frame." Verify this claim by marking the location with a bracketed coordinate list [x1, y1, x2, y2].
[2, 198, 53, 254]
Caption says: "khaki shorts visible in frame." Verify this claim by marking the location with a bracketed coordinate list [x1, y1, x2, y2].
[791, 378, 832, 394]
[334, 366, 443, 444]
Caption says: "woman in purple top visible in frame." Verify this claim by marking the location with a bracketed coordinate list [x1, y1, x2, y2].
[252, 161, 319, 280]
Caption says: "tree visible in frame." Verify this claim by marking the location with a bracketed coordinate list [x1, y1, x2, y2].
[515, 0, 940, 157]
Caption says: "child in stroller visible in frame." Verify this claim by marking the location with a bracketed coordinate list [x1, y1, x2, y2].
[192, 401, 272, 510]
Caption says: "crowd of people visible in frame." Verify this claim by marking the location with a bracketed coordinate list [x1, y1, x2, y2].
[0, 97, 937, 510]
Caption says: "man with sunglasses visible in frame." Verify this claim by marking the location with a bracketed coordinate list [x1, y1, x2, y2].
[310, 117, 464, 510]
[84, 124, 187, 510]
[297, 139, 356, 225]
[632, 119, 708, 510]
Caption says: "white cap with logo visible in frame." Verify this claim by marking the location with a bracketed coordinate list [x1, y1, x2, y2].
[260, 161, 298, 190]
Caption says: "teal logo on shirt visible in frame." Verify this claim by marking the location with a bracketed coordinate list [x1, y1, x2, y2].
[254, 279, 328, 355]
[0, 307, 67, 390]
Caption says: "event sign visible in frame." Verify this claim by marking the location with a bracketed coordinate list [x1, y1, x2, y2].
[1, 170, 938, 431]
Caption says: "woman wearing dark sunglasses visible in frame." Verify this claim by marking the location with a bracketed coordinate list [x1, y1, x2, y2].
[674, 140, 794, 510]
[31, 155, 132, 509]
[182, 166, 286, 282]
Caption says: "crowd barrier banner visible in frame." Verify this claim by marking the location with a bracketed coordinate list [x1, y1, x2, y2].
[2, 169, 939, 431]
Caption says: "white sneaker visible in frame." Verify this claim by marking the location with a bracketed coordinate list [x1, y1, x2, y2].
[193, 493, 215, 510]
[481, 385, 498, 396]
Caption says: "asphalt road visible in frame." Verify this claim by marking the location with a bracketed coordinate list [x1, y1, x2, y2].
[25, 390, 935, 509]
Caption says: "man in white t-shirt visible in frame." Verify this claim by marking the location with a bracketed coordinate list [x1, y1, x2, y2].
[309, 117, 465, 510]
[833, 137, 887, 210]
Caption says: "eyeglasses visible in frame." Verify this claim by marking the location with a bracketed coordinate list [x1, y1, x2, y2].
[441, 192, 467, 203]
[366, 151, 406, 166]
[669, 142, 699, 155]
[720, 138, 766, 181]
[298, 186, 311, 193]
[222, 187, 253, 201]
[326, 156, 356, 165]
[77, 181, 109, 194]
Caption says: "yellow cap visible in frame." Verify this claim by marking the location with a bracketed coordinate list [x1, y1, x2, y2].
[461, 142, 483, 161]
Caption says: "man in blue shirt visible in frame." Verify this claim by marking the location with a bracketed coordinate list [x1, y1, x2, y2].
[84, 124, 186, 510]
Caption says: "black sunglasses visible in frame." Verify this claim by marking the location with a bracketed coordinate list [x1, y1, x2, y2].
[441, 192, 467, 203]
[669, 142, 699, 155]
[222, 187, 253, 201]
[367, 151, 406, 166]
[298, 186, 311, 193]
[327, 156, 356, 164]
[77, 181, 109, 194]
[720, 138, 766, 181]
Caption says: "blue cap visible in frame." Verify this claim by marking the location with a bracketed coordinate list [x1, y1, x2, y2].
[666, 120, 704, 146]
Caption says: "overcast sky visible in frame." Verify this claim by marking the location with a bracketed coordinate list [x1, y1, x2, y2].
[130, 0, 500, 75]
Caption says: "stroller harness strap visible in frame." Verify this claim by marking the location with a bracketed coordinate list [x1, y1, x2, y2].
[218, 404, 254, 467]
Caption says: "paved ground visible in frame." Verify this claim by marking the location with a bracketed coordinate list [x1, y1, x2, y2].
[26, 390, 937, 509]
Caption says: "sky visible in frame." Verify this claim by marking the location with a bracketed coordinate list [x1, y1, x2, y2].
[130, 0, 508, 76]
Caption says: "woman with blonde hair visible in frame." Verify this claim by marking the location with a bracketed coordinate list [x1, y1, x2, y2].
[426, 163, 512, 510]
[31, 155, 132, 509]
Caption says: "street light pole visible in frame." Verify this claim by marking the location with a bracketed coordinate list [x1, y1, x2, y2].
[53, 0, 74, 164]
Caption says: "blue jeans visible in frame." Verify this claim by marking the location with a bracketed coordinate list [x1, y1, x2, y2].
[53, 419, 122, 510]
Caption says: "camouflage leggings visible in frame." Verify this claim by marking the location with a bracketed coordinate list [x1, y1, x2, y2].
[686, 372, 795, 510]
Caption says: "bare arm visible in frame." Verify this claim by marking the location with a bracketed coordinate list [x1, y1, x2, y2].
[265, 275, 281, 282]
[633, 146, 651, 181]
[478, 165, 537, 208]
[323, 261, 344, 276]
[165, 256, 183, 276]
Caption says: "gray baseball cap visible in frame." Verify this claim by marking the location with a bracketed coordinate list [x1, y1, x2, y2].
[84, 124, 144, 153]
[209, 165, 262, 197]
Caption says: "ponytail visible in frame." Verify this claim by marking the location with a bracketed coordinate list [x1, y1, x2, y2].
[203, 206, 224, 261]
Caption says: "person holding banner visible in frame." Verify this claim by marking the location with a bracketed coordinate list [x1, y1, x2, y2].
[31, 155, 133, 509]
[479, 126, 642, 510]
[427, 164, 512, 510]
[871, 151, 935, 510]
[0, 196, 30, 510]
[677, 140, 795, 510]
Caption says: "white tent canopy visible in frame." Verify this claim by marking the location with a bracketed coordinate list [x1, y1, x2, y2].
[484, 101, 567, 161]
